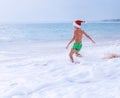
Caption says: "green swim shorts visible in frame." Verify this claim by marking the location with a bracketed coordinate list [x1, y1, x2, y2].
[72, 43, 82, 51]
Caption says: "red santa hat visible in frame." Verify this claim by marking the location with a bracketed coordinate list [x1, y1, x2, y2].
[73, 20, 85, 28]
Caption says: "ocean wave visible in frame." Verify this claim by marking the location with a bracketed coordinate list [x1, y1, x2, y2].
[0, 41, 120, 98]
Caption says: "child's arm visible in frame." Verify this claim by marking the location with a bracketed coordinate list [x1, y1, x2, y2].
[66, 35, 75, 49]
[82, 30, 96, 44]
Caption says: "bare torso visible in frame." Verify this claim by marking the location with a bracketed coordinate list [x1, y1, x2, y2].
[74, 28, 83, 43]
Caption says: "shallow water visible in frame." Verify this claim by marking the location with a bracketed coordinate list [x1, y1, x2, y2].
[0, 40, 120, 98]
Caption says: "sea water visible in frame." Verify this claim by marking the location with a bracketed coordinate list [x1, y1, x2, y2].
[0, 22, 120, 98]
[0, 23, 72, 42]
[0, 22, 120, 42]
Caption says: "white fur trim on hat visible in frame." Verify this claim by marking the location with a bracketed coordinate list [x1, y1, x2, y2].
[73, 22, 80, 28]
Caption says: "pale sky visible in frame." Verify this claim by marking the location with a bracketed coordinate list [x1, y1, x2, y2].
[0, 0, 119, 23]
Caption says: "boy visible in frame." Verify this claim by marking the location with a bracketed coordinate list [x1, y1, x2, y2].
[66, 20, 95, 63]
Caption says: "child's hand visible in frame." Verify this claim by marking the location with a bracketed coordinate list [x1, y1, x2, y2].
[66, 45, 69, 49]
[92, 40, 96, 44]
[93, 41, 96, 44]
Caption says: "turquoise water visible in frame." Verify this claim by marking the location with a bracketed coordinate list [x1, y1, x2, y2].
[81, 23, 120, 42]
[0, 23, 120, 43]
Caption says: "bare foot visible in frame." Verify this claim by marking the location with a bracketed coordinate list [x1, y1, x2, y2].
[76, 53, 82, 57]
[74, 61, 80, 64]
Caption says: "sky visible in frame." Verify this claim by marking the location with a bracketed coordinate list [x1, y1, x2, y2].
[0, 0, 120, 23]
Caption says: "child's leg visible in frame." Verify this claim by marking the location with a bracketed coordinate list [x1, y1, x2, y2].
[76, 51, 82, 57]
[103, 53, 120, 59]
[69, 49, 77, 63]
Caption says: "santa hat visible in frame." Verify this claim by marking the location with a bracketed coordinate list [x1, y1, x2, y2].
[73, 20, 85, 28]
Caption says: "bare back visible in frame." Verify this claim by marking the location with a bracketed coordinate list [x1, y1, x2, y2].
[74, 28, 83, 43]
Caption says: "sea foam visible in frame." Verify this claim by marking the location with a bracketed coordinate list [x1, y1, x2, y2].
[0, 41, 120, 98]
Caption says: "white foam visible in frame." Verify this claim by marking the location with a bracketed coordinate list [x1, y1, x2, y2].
[0, 41, 120, 98]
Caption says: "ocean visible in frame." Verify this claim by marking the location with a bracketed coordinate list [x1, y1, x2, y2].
[0, 22, 120, 43]
[0, 22, 120, 98]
